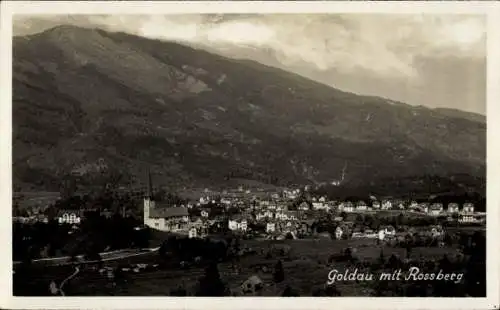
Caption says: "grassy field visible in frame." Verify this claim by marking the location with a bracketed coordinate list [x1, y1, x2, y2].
[47, 238, 461, 296]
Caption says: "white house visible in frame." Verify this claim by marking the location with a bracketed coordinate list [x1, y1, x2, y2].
[428, 203, 443, 216]
[275, 211, 297, 221]
[447, 203, 460, 214]
[351, 232, 364, 238]
[228, 219, 248, 232]
[364, 229, 377, 239]
[356, 201, 368, 211]
[334, 226, 344, 240]
[463, 203, 475, 213]
[381, 200, 392, 210]
[298, 202, 309, 211]
[419, 203, 430, 213]
[256, 210, 274, 221]
[409, 201, 419, 210]
[378, 229, 386, 241]
[260, 200, 271, 207]
[341, 202, 354, 213]
[312, 202, 329, 211]
[430, 225, 444, 237]
[188, 227, 198, 239]
[241, 275, 264, 295]
[379, 225, 396, 236]
[459, 214, 477, 223]
[143, 177, 190, 232]
[57, 211, 81, 225]
[266, 222, 276, 233]
[144, 195, 190, 232]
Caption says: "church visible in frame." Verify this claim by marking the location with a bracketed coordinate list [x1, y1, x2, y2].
[143, 172, 190, 232]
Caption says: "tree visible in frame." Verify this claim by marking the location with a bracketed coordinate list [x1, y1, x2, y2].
[405, 243, 413, 260]
[170, 285, 188, 296]
[273, 260, 285, 283]
[196, 263, 228, 296]
[378, 249, 386, 266]
[282, 285, 299, 296]
[324, 284, 341, 296]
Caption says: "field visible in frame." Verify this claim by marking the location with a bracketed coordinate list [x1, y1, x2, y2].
[33, 238, 460, 296]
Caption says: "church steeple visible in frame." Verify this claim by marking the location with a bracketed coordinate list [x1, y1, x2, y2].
[147, 170, 154, 200]
[143, 170, 155, 226]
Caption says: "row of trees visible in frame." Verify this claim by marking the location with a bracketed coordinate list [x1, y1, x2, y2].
[13, 213, 148, 263]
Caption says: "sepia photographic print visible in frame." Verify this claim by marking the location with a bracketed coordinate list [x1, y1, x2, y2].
[1, 1, 500, 310]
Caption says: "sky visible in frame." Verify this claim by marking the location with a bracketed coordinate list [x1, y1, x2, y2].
[13, 14, 487, 115]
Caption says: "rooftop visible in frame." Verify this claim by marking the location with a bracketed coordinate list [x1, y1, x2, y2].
[149, 206, 189, 218]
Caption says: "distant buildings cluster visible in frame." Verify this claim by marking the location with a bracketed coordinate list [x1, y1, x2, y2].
[13, 181, 486, 235]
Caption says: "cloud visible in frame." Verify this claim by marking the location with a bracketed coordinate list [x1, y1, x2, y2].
[13, 14, 485, 79]
[110, 14, 484, 80]
[12, 14, 486, 114]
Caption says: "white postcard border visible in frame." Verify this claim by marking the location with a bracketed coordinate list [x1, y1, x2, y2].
[1, 1, 499, 309]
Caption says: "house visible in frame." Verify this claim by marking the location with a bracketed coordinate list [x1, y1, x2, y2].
[379, 225, 396, 236]
[381, 200, 392, 210]
[256, 210, 274, 221]
[188, 227, 198, 239]
[419, 202, 430, 213]
[351, 231, 365, 238]
[191, 217, 204, 227]
[298, 220, 314, 235]
[241, 275, 264, 295]
[378, 225, 396, 241]
[200, 210, 209, 218]
[100, 209, 113, 219]
[430, 225, 444, 237]
[334, 225, 345, 240]
[341, 201, 354, 213]
[228, 217, 248, 232]
[260, 200, 271, 207]
[390, 199, 405, 210]
[275, 204, 286, 212]
[298, 202, 310, 211]
[408, 201, 419, 210]
[143, 175, 190, 232]
[462, 203, 475, 213]
[364, 229, 377, 238]
[145, 205, 190, 231]
[356, 201, 368, 211]
[447, 203, 460, 214]
[428, 203, 443, 216]
[57, 210, 82, 225]
[458, 214, 477, 223]
[312, 201, 329, 211]
[266, 222, 276, 233]
[275, 211, 298, 221]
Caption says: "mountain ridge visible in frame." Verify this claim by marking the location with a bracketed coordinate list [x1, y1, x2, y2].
[12, 25, 486, 195]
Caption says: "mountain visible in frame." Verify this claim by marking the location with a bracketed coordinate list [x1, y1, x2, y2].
[12, 25, 486, 195]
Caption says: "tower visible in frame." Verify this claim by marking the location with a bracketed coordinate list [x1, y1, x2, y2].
[143, 170, 155, 225]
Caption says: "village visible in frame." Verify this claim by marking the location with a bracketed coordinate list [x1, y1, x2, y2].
[13, 178, 486, 244]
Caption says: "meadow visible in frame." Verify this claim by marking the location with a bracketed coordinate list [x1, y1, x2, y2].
[53, 238, 460, 296]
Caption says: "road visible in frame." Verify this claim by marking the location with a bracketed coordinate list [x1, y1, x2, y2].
[59, 266, 80, 296]
[14, 247, 160, 267]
